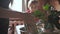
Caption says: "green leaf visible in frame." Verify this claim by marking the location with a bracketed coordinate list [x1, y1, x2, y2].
[32, 10, 45, 21]
[43, 3, 50, 10]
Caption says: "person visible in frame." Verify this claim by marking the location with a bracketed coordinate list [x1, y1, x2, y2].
[40, 0, 60, 32]
[47, 0, 60, 30]
[46, 10, 60, 32]
[48, 11, 60, 29]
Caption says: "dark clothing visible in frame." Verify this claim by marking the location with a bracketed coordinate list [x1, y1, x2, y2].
[48, 15, 59, 23]
[0, 18, 9, 34]
[0, 0, 11, 9]
[48, 14, 60, 29]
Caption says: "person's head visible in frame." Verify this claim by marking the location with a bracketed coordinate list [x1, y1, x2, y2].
[58, 0, 60, 4]
[28, 0, 39, 12]
[47, 0, 60, 7]
[0, 0, 13, 9]
[45, 0, 59, 4]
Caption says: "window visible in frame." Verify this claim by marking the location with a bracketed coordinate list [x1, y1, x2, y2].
[9, 0, 27, 13]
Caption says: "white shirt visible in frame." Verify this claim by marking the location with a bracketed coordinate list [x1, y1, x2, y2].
[16, 25, 24, 34]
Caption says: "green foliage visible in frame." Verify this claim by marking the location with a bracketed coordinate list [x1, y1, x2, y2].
[32, 10, 45, 21]
[43, 3, 50, 11]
